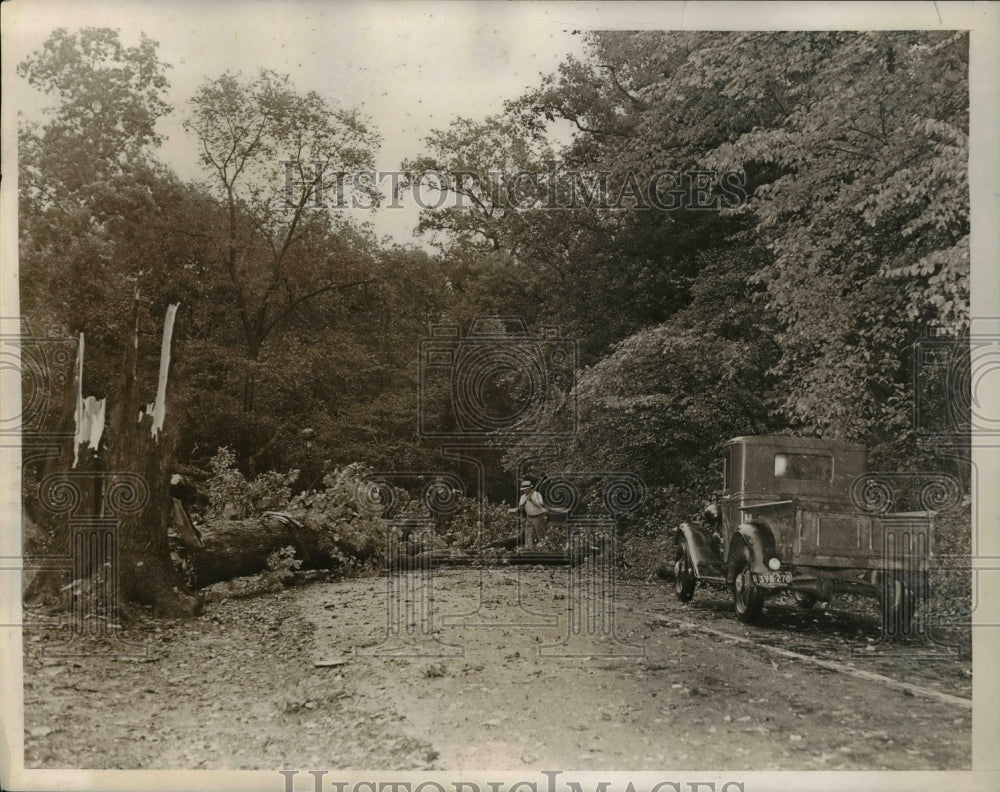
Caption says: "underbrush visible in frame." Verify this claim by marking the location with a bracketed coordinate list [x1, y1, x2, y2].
[924, 502, 973, 640]
[190, 459, 523, 593]
[435, 498, 518, 549]
[617, 531, 676, 582]
[192, 452, 976, 647]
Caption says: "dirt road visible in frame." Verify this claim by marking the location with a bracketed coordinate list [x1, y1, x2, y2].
[21, 565, 972, 771]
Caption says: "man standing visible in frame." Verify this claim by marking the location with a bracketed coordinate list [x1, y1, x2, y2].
[517, 479, 550, 549]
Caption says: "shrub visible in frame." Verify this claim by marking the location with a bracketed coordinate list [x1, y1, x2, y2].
[926, 502, 972, 634]
[286, 463, 387, 572]
[264, 545, 303, 588]
[206, 447, 298, 519]
[436, 497, 518, 549]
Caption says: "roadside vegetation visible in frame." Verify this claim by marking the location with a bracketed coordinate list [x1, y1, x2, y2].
[19, 29, 970, 628]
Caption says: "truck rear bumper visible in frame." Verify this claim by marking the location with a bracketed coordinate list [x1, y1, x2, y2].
[790, 576, 877, 600]
[789, 567, 929, 601]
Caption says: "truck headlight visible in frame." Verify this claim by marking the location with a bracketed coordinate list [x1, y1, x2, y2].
[767, 557, 781, 571]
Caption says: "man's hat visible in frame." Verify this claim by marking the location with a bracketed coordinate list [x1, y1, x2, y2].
[520, 480, 533, 490]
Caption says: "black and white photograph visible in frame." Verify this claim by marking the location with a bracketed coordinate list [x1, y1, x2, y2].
[1, 2, 998, 791]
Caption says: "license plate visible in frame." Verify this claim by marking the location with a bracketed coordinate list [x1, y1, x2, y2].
[752, 571, 792, 587]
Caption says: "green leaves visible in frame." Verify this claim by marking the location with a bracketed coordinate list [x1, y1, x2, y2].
[19, 28, 171, 185]
[185, 69, 379, 216]
[487, 30, 970, 513]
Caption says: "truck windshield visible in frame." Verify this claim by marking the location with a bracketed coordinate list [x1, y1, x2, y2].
[774, 452, 833, 482]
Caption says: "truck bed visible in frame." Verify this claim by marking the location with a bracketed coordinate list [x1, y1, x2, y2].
[740, 501, 933, 570]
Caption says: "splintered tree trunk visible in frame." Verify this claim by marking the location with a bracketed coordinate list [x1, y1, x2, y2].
[24, 333, 105, 604]
[103, 303, 200, 618]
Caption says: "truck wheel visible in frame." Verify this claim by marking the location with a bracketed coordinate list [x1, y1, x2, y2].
[730, 545, 765, 623]
[674, 538, 696, 602]
[793, 591, 817, 610]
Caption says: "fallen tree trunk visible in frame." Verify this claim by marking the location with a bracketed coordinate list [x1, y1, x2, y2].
[182, 512, 379, 588]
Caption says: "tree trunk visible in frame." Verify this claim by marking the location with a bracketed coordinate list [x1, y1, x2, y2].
[24, 333, 103, 605]
[182, 513, 376, 588]
[239, 350, 260, 474]
[104, 408, 200, 617]
[102, 303, 200, 618]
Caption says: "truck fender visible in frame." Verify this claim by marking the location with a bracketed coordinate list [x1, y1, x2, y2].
[727, 522, 779, 582]
[675, 522, 721, 577]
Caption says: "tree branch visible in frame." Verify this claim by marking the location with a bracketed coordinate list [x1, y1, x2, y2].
[569, 116, 634, 139]
[846, 123, 888, 147]
[597, 64, 649, 110]
[260, 277, 382, 341]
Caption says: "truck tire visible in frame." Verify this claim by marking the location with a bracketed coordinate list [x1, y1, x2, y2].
[674, 537, 696, 602]
[730, 544, 765, 623]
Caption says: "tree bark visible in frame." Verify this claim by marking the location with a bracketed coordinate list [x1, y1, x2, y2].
[24, 333, 101, 605]
[182, 513, 377, 588]
[102, 303, 201, 618]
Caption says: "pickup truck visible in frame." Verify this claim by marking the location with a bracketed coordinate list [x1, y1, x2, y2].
[674, 436, 933, 631]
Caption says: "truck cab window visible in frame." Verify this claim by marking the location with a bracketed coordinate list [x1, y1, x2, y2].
[774, 452, 833, 482]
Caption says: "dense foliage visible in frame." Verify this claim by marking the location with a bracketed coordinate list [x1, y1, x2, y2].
[20, 29, 969, 585]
